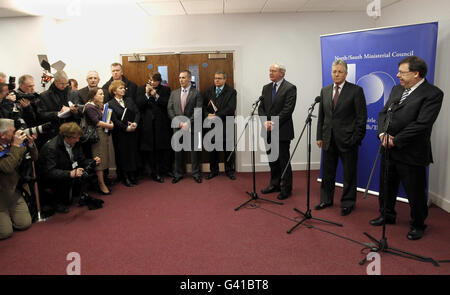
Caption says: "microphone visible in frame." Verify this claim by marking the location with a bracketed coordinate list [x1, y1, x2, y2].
[311, 96, 321, 107]
[387, 100, 399, 112]
[252, 96, 264, 106]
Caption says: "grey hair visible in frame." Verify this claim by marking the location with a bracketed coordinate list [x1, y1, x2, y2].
[0, 118, 14, 133]
[0, 72, 6, 78]
[332, 59, 348, 72]
[272, 63, 286, 73]
[53, 71, 68, 82]
[86, 70, 99, 77]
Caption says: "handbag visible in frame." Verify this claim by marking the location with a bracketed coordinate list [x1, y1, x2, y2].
[80, 105, 100, 144]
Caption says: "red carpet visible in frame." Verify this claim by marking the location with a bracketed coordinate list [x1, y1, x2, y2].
[0, 170, 449, 275]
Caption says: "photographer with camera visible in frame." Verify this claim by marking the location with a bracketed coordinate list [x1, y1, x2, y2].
[0, 118, 38, 240]
[15, 75, 40, 127]
[38, 122, 103, 214]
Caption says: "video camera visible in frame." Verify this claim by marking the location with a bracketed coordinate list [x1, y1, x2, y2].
[81, 159, 97, 181]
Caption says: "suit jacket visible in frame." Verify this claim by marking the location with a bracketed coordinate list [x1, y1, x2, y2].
[378, 80, 443, 166]
[203, 84, 237, 120]
[167, 87, 203, 128]
[317, 81, 367, 152]
[258, 79, 297, 141]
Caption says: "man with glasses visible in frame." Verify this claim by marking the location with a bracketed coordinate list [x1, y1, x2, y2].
[203, 71, 237, 180]
[36, 71, 81, 145]
[370, 56, 443, 240]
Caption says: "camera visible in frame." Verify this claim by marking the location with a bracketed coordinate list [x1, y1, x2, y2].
[22, 122, 53, 137]
[8, 76, 16, 92]
[16, 91, 40, 102]
[81, 159, 97, 181]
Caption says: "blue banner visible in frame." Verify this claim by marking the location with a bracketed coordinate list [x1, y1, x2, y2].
[319, 22, 438, 198]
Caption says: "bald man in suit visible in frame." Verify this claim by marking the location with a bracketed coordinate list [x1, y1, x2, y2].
[167, 70, 203, 184]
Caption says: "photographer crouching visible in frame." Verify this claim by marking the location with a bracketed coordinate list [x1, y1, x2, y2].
[38, 122, 104, 214]
[0, 118, 37, 240]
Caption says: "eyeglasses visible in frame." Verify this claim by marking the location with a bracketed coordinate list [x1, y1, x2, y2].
[398, 71, 412, 76]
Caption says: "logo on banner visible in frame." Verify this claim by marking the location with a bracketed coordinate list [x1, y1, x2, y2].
[357, 72, 396, 106]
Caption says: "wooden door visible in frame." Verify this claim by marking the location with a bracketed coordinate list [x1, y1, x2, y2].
[122, 52, 234, 172]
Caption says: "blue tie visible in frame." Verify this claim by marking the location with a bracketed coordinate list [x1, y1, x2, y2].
[272, 83, 277, 102]
[216, 87, 221, 97]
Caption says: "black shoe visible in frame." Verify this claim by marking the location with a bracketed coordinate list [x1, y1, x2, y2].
[123, 177, 134, 187]
[205, 172, 218, 180]
[152, 174, 164, 183]
[165, 171, 175, 178]
[407, 226, 426, 240]
[341, 206, 354, 216]
[193, 176, 202, 183]
[314, 202, 333, 210]
[261, 185, 281, 194]
[369, 216, 396, 226]
[277, 191, 291, 200]
[226, 173, 236, 180]
[55, 204, 69, 214]
[129, 176, 138, 185]
[172, 176, 183, 184]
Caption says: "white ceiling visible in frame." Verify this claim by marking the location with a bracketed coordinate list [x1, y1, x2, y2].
[0, 0, 403, 18]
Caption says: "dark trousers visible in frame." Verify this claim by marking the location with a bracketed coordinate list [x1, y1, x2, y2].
[320, 135, 358, 208]
[208, 130, 235, 175]
[267, 140, 292, 194]
[379, 157, 428, 229]
[173, 131, 201, 178]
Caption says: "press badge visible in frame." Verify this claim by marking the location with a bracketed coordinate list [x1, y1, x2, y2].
[72, 162, 78, 169]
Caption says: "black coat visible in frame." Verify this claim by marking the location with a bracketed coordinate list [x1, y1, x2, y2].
[317, 81, 367, 152]
[135, 84, 172, 151]
[77, 86, 89, 104]
[378, 80, 443, 166]
[38, 134, 90, 181]
[258, 79, 297, 141]
[108, 97, 140, 172]
[37, 83, 82, 124]
[102, 76, 137, 103]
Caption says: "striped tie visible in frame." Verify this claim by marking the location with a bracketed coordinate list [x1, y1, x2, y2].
[399, 88, 411, 104]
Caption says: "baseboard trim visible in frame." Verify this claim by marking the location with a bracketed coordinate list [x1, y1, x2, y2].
[429, 191, 450, 213]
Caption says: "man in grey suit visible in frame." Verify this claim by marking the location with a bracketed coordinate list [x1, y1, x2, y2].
[167, 70, 203, 184]
[258, 63, 297, 200]
[316, 59, 367, 216]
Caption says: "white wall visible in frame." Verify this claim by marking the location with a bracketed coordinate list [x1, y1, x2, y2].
[0, 10, 375, 173]
[377, 0, 450, 212]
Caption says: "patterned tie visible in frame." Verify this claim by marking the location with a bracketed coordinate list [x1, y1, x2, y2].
[399, 88, 411, 104]
[216, 87, 221, 98]
[333, 85, 340, 110]
[181, 88, 188, 114]
[272, 83, 277, 102]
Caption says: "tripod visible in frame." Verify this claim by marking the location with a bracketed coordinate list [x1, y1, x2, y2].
[360, 104, 439, 266]
[284, 97, 342, 234]
[231, 97, 284, 211]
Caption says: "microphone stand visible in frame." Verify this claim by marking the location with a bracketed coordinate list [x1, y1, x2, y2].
[359, 104, 439, 266]
[231, 98, 284, 211]
[284, 98, 342, 234]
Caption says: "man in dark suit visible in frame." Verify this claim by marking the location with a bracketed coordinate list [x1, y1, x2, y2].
[370, 56, 443, 240]
[315, 59, 367, 216]
[136, 72, 172, 183]
[102, 63, 137, 103]
[203, 71, 237, 180]
[167, 70, 203, 184]
[78, 71, 101, 104]
[258, 63, 297, 200]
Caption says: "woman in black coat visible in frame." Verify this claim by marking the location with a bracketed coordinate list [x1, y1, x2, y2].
[136, 72, 172, 182]
[108, 80, 140, 187]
